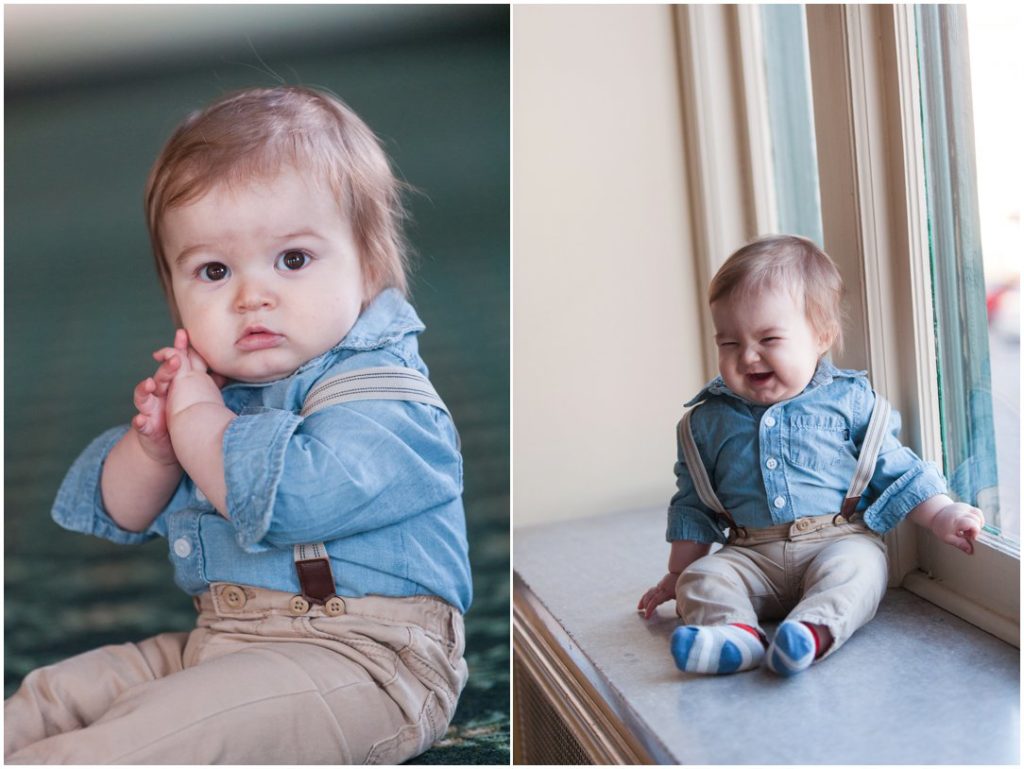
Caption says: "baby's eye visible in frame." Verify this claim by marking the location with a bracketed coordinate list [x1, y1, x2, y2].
[198, 262, 229, 282]
[276, 250, 310, 271]
[718, 341, 738, 348]
[762, 337, 781, 343]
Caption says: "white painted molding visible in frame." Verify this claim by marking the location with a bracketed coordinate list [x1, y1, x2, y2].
[674, 4, 758, 379]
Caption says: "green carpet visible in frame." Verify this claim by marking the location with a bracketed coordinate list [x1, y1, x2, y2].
[4, 10, 509, 764]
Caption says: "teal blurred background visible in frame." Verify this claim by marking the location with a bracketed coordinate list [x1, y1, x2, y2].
[4, 5, 509, 764]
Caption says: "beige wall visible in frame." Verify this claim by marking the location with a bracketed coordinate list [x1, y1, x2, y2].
[513, 5, 707, 528]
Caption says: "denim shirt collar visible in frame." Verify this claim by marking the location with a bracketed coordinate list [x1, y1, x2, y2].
[222, 288, 423, 392]
[683, 358, 866, 408]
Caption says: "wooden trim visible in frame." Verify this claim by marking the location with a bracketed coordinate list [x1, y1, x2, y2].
[903, 566, 1019, 648]
[735, 5, 778, 235]
[674, 4, 757, 380]
[806, 3, 1019, 616]
[513, 574, 667, 764]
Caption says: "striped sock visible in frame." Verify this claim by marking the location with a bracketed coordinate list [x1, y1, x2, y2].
[766, 621, 818, 676]
[670, 623, 766, 674]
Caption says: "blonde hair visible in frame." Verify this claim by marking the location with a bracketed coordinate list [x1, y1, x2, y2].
[709, 234, 846, 354]
[144, 86, 410, 319]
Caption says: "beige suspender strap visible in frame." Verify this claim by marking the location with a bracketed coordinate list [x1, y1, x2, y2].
[293, 367, 453, 604]
[678, 408, 746, 538]
[301, 367, 450, 418]
[678, 409, 727, 516]
[839, 395, 892, 520]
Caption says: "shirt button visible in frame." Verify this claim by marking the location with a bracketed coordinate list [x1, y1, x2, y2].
[773, 496, 786, 509]
[764, 415, 777, 428]
[173, 538, 192, 558]
[766, 457, 778, 470]
[195, 487, 207, 503]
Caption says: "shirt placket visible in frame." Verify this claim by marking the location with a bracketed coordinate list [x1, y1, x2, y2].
[759, 405, 791, 525]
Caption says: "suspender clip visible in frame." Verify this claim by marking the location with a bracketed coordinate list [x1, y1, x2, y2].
[833, 496, 863, 526]
[293, 543, 337, 604]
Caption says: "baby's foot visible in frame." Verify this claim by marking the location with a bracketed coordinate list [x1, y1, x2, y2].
[765, 620, 818, 676]
[670, 623, 766, 674]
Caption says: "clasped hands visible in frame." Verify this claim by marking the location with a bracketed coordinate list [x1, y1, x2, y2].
[132, 329, 226, 467]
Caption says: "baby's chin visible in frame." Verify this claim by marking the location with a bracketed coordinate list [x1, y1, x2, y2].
[216, 358, 301, 385]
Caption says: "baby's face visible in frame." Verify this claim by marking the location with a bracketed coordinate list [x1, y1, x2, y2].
[161, 166, 365, 383]
[710, 284, 829, 405]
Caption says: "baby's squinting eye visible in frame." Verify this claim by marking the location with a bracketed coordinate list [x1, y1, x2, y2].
[718, 341, 738, 348]
[198, 262, 229, 282]
[276, 250, 310, 271]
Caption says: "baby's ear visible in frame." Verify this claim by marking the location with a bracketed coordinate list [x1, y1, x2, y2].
[817, 327, 837, 356]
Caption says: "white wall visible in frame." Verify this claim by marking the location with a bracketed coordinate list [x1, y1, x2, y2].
[513, 5, 708, 528]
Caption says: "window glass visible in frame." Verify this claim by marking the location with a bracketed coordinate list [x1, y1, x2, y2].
[916, 5, 1020, 545]
[759, 4, 823, 246]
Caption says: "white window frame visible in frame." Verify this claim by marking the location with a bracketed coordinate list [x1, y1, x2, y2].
[675, 4, 1019, 647]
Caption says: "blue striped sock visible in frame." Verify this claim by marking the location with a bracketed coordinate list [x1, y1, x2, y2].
[671, 624, 765, 674]
[766, 621, 817, 676]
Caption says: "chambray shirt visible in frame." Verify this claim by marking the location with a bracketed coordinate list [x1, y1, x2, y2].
[667, 360, 947, 544]
[52, 289, 472, 613]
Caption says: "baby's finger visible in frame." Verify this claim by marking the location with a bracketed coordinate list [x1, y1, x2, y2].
[133, 412, 153, 435]
[945, 530, 975, 555]
[133, 378, 156, 411]
[175, 328, 189, 350]
[154, 354, 181, 381]
[152, 347, 180, 365]
[644, 598, 662, 619]
[184, 345, 210, 373]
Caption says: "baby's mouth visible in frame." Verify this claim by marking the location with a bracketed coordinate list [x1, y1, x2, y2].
[746, 371, 774, 385]
[236, 327, 285, 351]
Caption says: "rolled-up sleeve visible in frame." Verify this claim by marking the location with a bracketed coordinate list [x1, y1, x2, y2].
[224, 399, 462, 552]
[666, 426, 727, 545]
[51, 425, 172, 543]
[856, 388, 948, 533]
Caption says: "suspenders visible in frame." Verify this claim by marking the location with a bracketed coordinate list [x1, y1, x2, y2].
[291, 367, 452, 607]
[677, 396, 892, 541]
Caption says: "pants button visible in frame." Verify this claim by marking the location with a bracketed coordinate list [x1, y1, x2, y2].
[223, 585, 246, 609]
[289, 595, 311, 615]
[324, 596, 346, 616]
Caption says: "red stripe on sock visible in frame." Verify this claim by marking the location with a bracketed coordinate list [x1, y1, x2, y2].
[801, 622, 833, 658]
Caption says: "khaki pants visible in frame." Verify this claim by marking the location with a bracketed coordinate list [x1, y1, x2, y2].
[675, 517, 888, 657]
[5, 584, 467, 764]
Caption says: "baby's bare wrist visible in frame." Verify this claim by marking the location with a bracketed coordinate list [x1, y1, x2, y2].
[132, 426, 179, 468]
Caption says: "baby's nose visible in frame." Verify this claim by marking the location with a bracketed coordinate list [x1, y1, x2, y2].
[235, 280, 274, 311]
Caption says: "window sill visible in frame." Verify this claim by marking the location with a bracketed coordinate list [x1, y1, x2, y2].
[515, 508, 1020, 764]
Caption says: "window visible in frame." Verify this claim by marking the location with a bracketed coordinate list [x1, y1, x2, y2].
[677, 4, 1019, 643]
[757, 4, 823, 246]
[917, 4, 1018, 548]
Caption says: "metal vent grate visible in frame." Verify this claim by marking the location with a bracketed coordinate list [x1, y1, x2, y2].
[514, 657, 593, 765]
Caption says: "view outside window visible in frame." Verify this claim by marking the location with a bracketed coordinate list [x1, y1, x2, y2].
[918, 5, 1020, 545]
[967, 4, 1021, 544]
[759, 4, 823, 246]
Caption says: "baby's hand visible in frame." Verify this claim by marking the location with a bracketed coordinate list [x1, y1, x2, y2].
[164, 329, 227, 422]
[930, 502, 985, 555]
[637, 572, 679, 619]
[131, 332, 187, 466]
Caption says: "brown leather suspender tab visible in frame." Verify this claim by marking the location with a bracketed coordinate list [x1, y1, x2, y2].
[293, 544, 336, 603]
